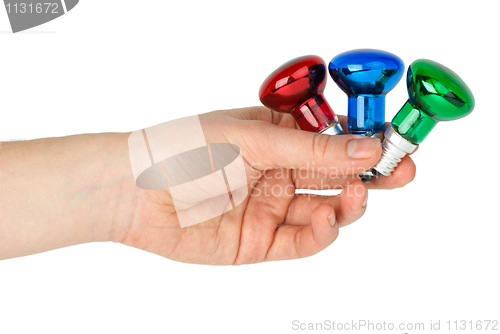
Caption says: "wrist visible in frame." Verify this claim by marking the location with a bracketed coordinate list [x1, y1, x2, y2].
[83, 132, 139, 243]
[0, 132, 138, 259]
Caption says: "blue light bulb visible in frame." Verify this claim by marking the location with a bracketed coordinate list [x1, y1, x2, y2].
[329, 49, 404, 137]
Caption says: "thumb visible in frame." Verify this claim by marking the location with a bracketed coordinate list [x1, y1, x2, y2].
[244, 122, 382, 176]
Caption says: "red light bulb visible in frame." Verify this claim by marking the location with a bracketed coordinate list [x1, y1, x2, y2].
[259, 55, 342, 134]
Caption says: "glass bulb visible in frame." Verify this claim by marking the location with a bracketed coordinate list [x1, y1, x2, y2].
[370, 59, 475, 178]
[329, 49, 404, 137]
[391, 59, 475, 145]
[259, 55, 342, 134]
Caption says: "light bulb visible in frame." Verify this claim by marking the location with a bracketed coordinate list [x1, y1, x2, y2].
[369, 59, 475, 178]
[328, 49, 404, 138]
[259, 55, 342, 135]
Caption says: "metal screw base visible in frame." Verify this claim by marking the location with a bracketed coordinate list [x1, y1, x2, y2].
[372, 126, 418, 177]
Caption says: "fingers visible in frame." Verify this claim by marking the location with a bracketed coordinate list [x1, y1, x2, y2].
[283, 194, 337, 226]
[243, 122, 382, 177]
[234, 169, 295, 264]
[208, 106, 415, 189]
[292, 170, 359, 190]
[224, 106, 298, 129]
[248, 158, 414, 194]
[367, 155, 416, 189]
[236, 106, 349, 130]
[229, 108, 381, 177]
[234, 169, 367, 263]
[285, 156, 415, 190]
[338, 115, 349, 134]
[263, 181, 367, 262]
[334, 181, 368, 228]
[264, 203, 339, 261]
[284, 181, 368, 228]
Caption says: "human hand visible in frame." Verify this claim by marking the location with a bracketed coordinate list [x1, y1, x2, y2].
[118, 106, 416, 265]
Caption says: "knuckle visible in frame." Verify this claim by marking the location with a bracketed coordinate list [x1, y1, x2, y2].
[311, 133, 331, 161]
[294, 228, 304, 259]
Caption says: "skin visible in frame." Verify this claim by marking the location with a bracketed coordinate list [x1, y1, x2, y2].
[0, 106, 416, 264]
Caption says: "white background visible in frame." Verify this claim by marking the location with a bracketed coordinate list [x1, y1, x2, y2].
[0, 1, 498, 333]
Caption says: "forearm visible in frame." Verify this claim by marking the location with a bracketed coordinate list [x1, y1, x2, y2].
[0, 132, 137, 260]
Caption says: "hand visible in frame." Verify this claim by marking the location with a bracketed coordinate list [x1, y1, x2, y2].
[0, 106, 415, 261]
[119, 107, 416, 265]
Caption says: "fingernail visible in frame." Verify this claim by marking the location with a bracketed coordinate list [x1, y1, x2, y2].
[362, 190, 368, 208]
[346, 138, 380, 159]
[328, 207, 336, 227]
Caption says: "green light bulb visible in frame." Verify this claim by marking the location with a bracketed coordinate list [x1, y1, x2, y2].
[371, 59, 475, 177]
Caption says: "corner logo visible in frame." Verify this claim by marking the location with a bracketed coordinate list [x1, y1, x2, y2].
[3, 0, 79, 33]
[128, 115, 249, 228]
